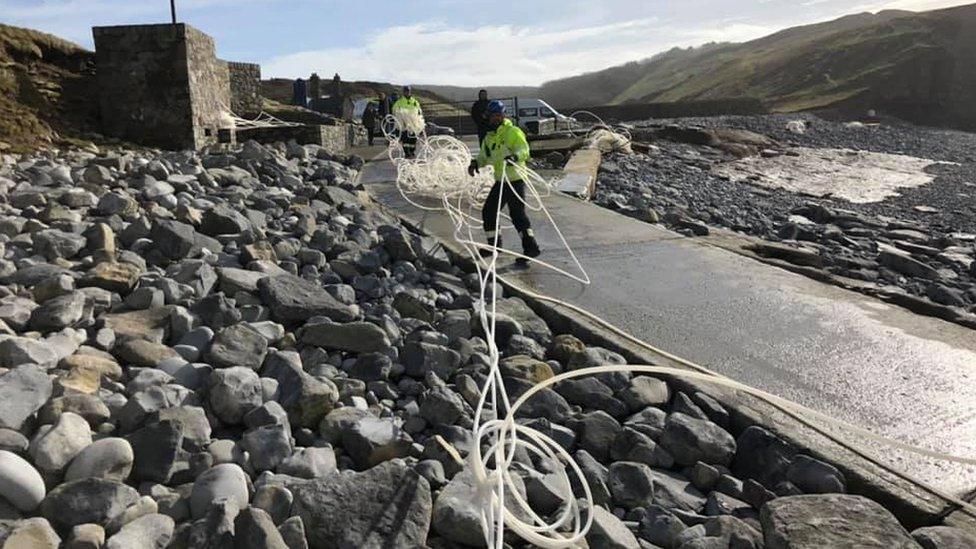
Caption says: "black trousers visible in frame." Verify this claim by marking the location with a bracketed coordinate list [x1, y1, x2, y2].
[482, 179, 531, 233]
[477, 127, 488, 146]
[401, 132, 417, 157]
[366, 125, 376, 146]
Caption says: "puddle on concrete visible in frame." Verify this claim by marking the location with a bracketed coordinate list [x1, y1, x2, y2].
[712, 147, 956, 203]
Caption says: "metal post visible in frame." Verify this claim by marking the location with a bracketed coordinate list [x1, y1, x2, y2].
[513, 96, 519, 127]
[170, 0, 177, 24]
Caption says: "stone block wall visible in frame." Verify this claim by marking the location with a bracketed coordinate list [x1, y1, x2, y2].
[349, 123, 368, 147]
[227, 62, 262, 117]
[320, 125, 350, 153]
[92, 24, 197, 149]
[224, 124, 355, 154]
[92, 23, 233, 150]
[183, 26, 229, 149]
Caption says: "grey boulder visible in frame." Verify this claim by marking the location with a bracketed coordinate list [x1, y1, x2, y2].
[40, 478, 140, 530]
[300, 320, 391, 353]
[0, 365, 53, 430]
[28, 411, 92, 474]
[64, 437, 134, 482]
[105, 513, 175, 549]
[258, 275, 356, 324]
[0, 450, 46, 511]
[659, 412, 736, 467]
[292, 460, 431, 549]
[761, 494, 918, 548]
[190, 463, 251, 520]
[209, 367, 264, 425]
[912, 526, 976, 549]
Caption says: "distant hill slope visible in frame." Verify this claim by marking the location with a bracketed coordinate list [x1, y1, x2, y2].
[260, 78, 459, 114]
[0, 24, 97, 152]
[539, 5, 976, 130]
[414, 84, 541, 102]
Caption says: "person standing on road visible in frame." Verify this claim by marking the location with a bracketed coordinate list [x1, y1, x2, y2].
[471, 89, 490, 145]
[362, 101, 378, 146]
[393, 86, 423, 158]
[468, 100, 540, 260]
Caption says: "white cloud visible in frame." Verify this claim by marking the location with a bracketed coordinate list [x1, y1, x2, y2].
[262, 18, 775, 86]
[876, 0, 974, 9]
[844, 0, 975, 12]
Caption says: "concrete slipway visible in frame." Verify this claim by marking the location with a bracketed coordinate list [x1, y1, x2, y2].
[354, 147, 976, 527]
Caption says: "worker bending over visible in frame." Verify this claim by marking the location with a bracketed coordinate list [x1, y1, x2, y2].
[392, 85, 422, 158]
[468, 100, 541, 260]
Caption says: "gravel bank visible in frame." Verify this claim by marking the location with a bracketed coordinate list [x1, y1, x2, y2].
[595, 115, 976, 319]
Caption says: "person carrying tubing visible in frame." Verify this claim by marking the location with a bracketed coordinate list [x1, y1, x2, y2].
[468, 100, 541, 260]
[392, 85, 423, 158]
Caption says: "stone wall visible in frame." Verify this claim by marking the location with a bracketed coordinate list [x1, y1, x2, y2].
[225, 123, 354, 154]
[92, 23, 234, 150]
[227, 62, 262, 117]
[349, 123, 368, 147]
[184, 26, 229, 149]
[320, 125, 349, 153]
[92, 24, 197, 149]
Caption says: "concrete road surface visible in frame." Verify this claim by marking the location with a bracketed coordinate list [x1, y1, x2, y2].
[356, 151, 976, 497]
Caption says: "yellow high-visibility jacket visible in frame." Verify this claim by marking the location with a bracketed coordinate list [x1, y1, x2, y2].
[477, 119, 530, 182]
[392, 96, 422, 115]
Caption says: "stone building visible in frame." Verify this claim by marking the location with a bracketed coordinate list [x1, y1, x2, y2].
[91, 23, 362, 152]
[92, 23, 261, 150]
[227, 61, 263, 117]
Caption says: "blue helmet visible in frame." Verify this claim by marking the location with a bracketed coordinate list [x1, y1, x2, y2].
[486, 100, 505, 115]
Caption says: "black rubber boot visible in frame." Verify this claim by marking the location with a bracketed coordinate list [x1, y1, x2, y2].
[480, 236, 501, 258]
[521, 231, 541, 258]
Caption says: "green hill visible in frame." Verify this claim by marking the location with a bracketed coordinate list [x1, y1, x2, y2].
[413, 84, 541, 103]
[538, 4, 976, 129]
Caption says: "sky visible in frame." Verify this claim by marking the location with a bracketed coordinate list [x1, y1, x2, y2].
[1, 0, 973, 86]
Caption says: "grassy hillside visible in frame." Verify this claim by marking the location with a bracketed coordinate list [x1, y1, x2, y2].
[0, 24, 97, 152]
[539, 44, 731, 108]
[414, 84, 541, 103]
[538, 5, 976, 129]
[611, 10, 924, 108]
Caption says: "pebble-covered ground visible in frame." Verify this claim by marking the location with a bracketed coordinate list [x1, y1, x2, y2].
[594, 115, 976, 317]
[0, 140, 971, 548]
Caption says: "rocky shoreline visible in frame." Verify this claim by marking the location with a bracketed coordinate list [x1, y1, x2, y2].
[594, 115, 976, 324]
[0, 140, 971, 548]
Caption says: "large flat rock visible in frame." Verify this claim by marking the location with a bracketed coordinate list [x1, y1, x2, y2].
[291, 460, 431, 549]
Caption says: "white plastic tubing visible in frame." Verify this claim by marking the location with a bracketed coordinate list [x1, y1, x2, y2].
[383, 117, 976, 549]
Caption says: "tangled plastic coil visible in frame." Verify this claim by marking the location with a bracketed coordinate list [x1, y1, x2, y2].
[569, 110, 633, 154]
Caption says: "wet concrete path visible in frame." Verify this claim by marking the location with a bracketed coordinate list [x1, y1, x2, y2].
[356, 148, 976, 497]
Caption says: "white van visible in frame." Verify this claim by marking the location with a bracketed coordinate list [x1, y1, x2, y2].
[499, 98, 574, 130]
